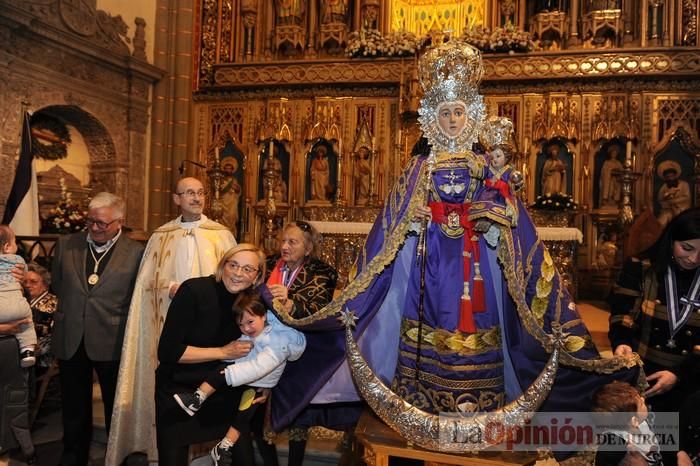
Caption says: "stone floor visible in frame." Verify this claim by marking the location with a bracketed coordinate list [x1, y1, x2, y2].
[0, 301, 612, 466]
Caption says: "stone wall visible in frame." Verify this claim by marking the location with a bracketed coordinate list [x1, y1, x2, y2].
[0, 0, 163, 231]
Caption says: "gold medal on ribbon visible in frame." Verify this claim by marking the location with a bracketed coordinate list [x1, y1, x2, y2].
[88, 273, 99, 285]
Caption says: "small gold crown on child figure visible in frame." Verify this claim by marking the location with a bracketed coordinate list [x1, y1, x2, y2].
[479, 116, 517, 153]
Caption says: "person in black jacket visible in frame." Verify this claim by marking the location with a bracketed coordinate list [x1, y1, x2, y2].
[155, 243, 266, 466]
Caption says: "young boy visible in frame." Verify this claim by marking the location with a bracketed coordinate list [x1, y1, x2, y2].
[173, 290, 306, 466]
[592, 381, 663, 466]
[0, 224, 36, 367]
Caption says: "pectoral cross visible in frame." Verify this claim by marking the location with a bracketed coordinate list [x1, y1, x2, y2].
[439, 170, 466, 195]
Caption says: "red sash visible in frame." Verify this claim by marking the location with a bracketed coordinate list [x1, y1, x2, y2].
[485, 178, 512, 200]
[428, 202, 486, 334]
[267, 259, 286, 286]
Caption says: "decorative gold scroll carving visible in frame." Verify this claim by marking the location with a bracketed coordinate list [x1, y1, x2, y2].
[214, 59, 404, 87]
[210, 50, 700, 92]
[482, 50, 700, 80]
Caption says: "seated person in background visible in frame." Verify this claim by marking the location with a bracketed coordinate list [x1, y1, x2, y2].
[609, 208, 700, 465]
[592, 381, 662, 466]
[23, 263, 57, 371]
[173, 290, 306, 466]
[0, 224, 36, 367]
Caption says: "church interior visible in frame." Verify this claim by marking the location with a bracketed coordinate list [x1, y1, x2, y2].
[1, 0, 699, 464]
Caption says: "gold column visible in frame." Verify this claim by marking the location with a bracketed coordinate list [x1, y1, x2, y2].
[148, 0, 196, 231]
[264, 0, 274, 59]
[623, 0, 634, 43]
[650, 1, 661, 45]
[308, 0, 317, 56]
[570, 0, 580, 44]
[665, 0, 673, 45]
[640, 0, 649, 46]
[353, 0, 362, 30]
[518, 0, 527, 28]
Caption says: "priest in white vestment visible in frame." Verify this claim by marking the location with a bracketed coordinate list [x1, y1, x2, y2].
[106, 177, 236, 465]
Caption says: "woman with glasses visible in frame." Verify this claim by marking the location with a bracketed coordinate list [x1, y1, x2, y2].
[258, 221, 339, 466]
[23, 263, 57, 372]
[155, 244, 266, 466]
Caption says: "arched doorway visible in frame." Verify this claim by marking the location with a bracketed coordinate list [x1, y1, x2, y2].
[30, 105, 120, 227]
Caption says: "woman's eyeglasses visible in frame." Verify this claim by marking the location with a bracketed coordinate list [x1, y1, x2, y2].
[226, 261, 258, 275]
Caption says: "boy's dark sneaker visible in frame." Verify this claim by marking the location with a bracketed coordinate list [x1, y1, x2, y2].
[172, 391, 203, 416]
[210, 440, 233, 466]
[20, 349, 35, 368]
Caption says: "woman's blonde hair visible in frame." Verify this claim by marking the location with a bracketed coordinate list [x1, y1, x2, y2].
[215, 243, 266, 286]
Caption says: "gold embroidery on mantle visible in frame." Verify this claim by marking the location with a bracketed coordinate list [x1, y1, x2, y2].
[401, 319, 501, 355]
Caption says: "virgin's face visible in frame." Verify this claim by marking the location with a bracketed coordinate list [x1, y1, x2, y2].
[436, 102, 467, 138]
[673, 239, 700, 270]
[222, 251, 261, 293]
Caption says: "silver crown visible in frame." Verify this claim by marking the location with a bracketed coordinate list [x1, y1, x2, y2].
[417, 40, 486, 154]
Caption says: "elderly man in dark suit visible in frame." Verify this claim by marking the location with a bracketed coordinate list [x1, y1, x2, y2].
[51, 192, 144, 466]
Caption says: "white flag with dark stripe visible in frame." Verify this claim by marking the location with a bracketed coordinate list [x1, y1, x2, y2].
[2, 111, 40, 235]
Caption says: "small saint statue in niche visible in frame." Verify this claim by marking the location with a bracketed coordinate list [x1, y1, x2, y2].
[598, 145, 624, 209]
[275, 0, 305, 26]
[220, 156, 242, 236]
[541, 143, 568, 195]
[535, 0, 567, 12]
[354, 146, 372, 206]
[310, 145, 331, 201]
[262, 149, 287, 203]
[321, 0, 348, 24]
[595, 232, 619, 268]
[656, 160, 691, 226]
[587, 0, 621, 11]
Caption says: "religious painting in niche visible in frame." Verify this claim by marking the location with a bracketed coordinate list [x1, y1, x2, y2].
[219, 140, 245, 237]
[536, 138, 573, 197]
[305, 140, 337, 204]
[257, 139, 290, 204]
[653, 139, 695, 226]
[594, 140, 625, 210]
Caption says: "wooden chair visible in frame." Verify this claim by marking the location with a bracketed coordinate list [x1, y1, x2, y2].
[29, 359, 59, 427]
[188, 440, 218, 463]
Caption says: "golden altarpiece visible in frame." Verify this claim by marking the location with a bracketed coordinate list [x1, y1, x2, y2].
[187, 0, 700, 296]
